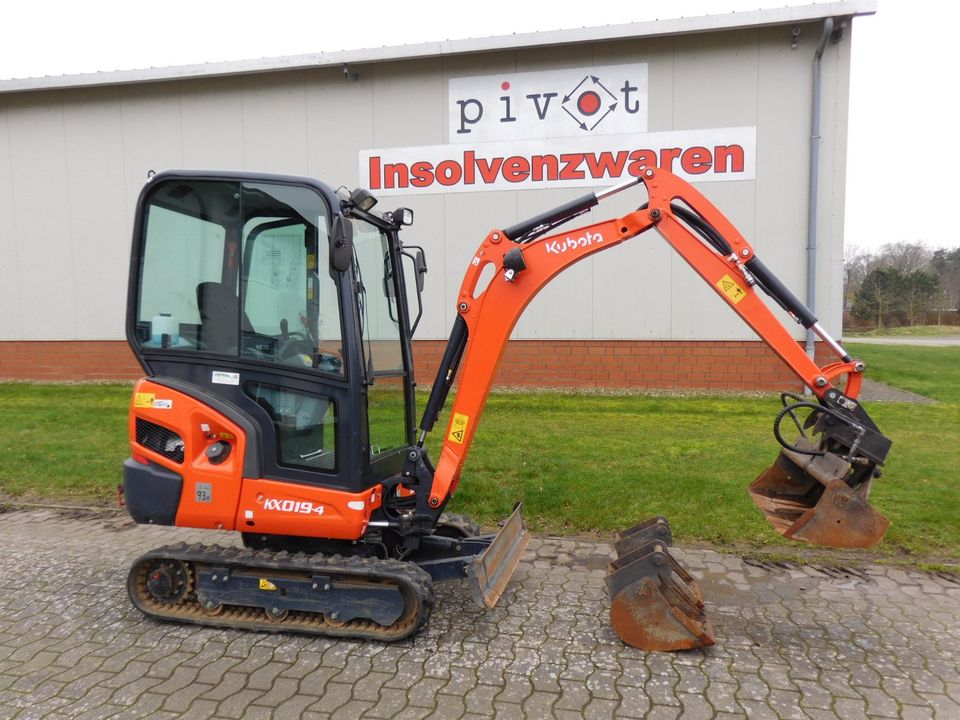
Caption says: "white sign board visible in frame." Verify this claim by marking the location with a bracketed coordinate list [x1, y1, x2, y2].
[360, 127, 756, 196]
[448, 64, 648, 142]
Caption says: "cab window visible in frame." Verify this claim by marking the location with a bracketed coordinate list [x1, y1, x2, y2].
[135, 179, 343, 375]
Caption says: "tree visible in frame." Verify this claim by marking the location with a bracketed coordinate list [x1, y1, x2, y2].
[843, 244, 872, 309]
[932, 248, 960, 315]
[901, 270, 939, 325]
[877, 241, 931, 274]
[852, 267, 903, 329]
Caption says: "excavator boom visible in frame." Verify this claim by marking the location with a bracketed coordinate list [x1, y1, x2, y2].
[415, 167, 891, 650]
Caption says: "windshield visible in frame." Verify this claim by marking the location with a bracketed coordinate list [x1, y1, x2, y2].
[135, 178, 343, 375]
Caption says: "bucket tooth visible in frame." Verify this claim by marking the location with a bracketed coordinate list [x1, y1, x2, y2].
[606, 538, 714, 651]
[749, 439, 889, 548]
[614, 515, 673, 557]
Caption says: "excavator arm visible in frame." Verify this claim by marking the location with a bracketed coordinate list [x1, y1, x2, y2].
[415, 167, 891, 650]
[421, 166, 889, 508]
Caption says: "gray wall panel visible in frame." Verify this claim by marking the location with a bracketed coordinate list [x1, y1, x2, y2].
[181, 77, 244, 169]
[62, 87, 128, 339]
[305, 67, 374, 187]
[7, 93, 77, 340]
[0, 102, 23, 340]
[119, 84, 184, 214]
[373, 60, 444, 148]
[240, 73, 309, 174]
[1, 24, 853, 347]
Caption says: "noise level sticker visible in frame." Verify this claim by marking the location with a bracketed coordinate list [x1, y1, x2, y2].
[134, 393, 155, 408]
[448, 413, 470, 444]
[717, 274, 747, 304]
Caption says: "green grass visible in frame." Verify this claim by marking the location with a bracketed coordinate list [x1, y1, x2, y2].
[1, 347, 958, 560]
[844, 342, 960, 403]
[0, 383, 132, 500]
[845, 324, 960, 337]
[442, 390, 960, 560]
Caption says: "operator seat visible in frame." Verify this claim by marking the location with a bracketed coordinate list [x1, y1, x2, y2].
[196, 281, 250, 353]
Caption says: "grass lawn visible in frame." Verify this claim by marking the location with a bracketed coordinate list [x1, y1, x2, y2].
[845, 324, 960, 337]
[845, 342, 960, 404]
[1, 344, 957, 561]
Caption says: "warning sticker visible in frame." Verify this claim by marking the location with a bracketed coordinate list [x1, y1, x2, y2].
[717, 274, 747, 304]
[447, 413, 470, 444]
[134, 393, 155, 408]
[259, 579, 277, 591]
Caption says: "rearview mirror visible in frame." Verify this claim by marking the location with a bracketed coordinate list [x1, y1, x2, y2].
[413, 248, 427, 292]
[402, 246, 427, 335]
[330, 216, 353, 272]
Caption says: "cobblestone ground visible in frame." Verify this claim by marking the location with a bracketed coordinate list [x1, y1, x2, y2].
[1, 509, 958, 719]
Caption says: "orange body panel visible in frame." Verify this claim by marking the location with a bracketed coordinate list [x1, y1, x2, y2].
[130, 379, 247, 530]
[130, 380, 382, 540]
[234, 479, 382, 540]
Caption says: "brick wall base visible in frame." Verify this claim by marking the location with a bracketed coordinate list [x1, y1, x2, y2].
[1, 339, 835, 392]
[0, 341, 144, 382]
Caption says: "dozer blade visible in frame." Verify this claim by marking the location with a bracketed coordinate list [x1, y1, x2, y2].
[606, 537, 715, 651]
[467, 503, 530, 608]
[749, 440, 890, 548]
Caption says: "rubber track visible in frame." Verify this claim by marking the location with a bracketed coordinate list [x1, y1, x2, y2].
[128, 543, 435, 641]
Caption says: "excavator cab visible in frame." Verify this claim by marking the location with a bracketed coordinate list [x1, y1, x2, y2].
[126, 172, 421, 531]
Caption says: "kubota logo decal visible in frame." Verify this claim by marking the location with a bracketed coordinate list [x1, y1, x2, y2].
[545, 231, 604, 255]
[262, 498, 325, 516]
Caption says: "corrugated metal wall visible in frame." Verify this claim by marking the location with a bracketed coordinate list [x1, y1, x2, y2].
[0, 22, 850, 346]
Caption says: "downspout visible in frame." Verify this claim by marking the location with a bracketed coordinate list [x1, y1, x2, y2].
[805, 17, 835, 362]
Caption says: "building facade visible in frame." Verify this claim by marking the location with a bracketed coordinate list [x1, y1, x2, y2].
[0, 2, 874, 389]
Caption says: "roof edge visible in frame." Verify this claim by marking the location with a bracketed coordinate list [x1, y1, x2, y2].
[0, 1, 876, 95]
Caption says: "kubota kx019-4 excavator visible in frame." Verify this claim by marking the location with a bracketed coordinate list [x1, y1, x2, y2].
[123, 167, 891, 651]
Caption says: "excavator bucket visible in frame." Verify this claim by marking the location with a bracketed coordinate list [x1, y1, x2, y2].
[606, 517, 715, 651]
[749, 439, 890, 548]
[614, 515, 673, 557]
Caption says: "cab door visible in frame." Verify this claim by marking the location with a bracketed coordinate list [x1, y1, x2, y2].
[129, 174, 364, 500]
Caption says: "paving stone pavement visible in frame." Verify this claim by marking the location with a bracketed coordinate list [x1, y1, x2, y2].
[1, 508, 958, 719]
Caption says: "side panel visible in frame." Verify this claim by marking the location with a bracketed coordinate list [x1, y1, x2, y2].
[129, 379, 246, 530]
[234, 479, 382, 540]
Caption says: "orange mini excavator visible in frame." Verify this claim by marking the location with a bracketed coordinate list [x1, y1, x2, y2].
[123, 167, 891, 651]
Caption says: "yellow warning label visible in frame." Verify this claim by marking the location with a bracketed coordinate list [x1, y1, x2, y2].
[717, 274, 747, 305]
[134, 393, 155, 408]
[259, 578, 277, 591]
[448, 413, 470, 444]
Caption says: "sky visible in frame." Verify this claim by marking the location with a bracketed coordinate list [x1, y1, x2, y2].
[2, 0, 957, 253]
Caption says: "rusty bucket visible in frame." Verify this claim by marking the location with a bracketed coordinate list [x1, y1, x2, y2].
[606, 517, 715, 651]
[749, 439, 890, 548]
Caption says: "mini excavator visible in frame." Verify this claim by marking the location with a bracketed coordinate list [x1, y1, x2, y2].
[122, 167, 891, 651]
